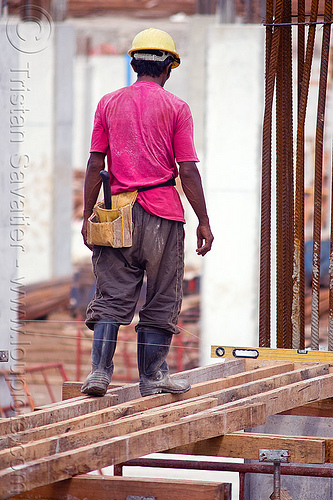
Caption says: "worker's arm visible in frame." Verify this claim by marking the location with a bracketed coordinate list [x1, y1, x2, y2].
[178, 161, 214, 256]
[81, 152, 106, 250]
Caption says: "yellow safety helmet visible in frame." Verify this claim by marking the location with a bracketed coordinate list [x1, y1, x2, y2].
[128, 28, 180, 69]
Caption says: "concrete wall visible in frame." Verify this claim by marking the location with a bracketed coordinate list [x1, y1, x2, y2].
[201, 25, 265, 365]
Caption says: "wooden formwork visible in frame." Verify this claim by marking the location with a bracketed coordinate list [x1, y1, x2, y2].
[1, 359, 333, 499]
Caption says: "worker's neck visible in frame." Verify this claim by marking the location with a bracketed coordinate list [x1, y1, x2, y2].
[137, 75, 166, 87]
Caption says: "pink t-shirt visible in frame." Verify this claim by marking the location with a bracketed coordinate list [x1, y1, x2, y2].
[90, 81, 199, 222]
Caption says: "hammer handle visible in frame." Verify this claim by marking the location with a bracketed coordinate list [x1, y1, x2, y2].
[100, 170, 112, 209]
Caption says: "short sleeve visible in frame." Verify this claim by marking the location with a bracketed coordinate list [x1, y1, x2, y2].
[173, 103, 199, 163]
[90, 101, 109, 153]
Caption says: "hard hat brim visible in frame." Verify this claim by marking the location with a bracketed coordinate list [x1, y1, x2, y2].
[128, 48, 180, 69]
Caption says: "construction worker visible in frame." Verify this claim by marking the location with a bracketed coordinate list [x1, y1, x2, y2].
[81, 28, 214, 397]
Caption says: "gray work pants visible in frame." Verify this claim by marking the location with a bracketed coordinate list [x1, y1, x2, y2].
[86, 202, 184, 334]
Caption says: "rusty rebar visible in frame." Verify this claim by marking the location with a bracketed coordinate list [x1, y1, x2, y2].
[285, 0, 294, 350]
[285, 10, 294, 350]
[259, 0, 277, 347]
[311, 0, 332, 350]
[276, 30, 284, 348]
[292, 0, 319, 350]
[292, 0, 306, 350]
[276, 0, 293, 349]
[326, 3, 333, 351]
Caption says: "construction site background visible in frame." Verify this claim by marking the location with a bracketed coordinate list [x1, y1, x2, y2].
[2, 2, 333, 498]
[1, 0, 333, 409]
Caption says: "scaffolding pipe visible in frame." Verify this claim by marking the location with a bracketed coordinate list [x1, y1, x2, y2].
[114, 457, 333, 500]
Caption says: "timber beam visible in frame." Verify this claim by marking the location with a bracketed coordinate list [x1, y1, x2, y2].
[167, 431, 326, 464]
[1, 360, 333, 499]
[10, 475, 232, 500]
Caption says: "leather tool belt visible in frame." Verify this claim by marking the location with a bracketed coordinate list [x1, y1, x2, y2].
[87, 178, 175, 248]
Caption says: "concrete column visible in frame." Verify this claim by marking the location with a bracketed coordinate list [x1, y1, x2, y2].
[13, 25, 55, 284]
[52, 24, 74, 277]
[2, 20, 75, 284]
[0, 17, 74, 411]
[0, 23, 21, 408]
[72, 54, 93, 170]
[201, 25, 265, 365]
[182, 15, 215, 269]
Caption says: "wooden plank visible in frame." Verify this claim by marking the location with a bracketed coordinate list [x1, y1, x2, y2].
[180, 362, 295, 396]
[62, 363, 280, 401]
[1, 392, 206, 450]
[0, 390, 229, 451]
[0, 398, 218, 468]
[0, 403, 266, 499]
[62, 381, 122, 400]
[207, 372, 333, 416]
[278, 398, 333, 417]
[0, 401, 137, 451]
[0, 360, 277, 449]
[10, 475, 232, 500]
[25, 359, 245, 411]
[0, 361, 306, 453]
[0, 362, 325, 450]
[3, 367, 333, 496]
[167, 431, 326, 464]
[185, 363, 329, 408]
[168, 431, 333, 465]
[321, 437, 333, 463]
[0, 394, 118, 436]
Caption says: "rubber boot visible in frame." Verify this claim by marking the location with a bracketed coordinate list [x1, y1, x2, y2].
[137, 328, 191, 397]
[81, 320, 118, 396]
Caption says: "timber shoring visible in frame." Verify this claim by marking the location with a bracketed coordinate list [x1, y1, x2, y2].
[1, 360, 333, 499]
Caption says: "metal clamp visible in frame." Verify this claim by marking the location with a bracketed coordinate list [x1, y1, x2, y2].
[259, 449, 290, 500]
[259, 449, 289, 463]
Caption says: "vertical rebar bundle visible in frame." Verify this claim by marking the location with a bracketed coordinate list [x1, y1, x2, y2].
[260, 0, 332, 350]
[275, 0, 293, 349]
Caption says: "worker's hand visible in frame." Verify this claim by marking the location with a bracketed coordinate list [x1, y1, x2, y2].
[196, 222, 214, 256]
[81, 218, 93, 251]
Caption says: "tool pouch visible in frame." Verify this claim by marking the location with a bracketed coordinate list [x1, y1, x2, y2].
[87, 191, 138, 248]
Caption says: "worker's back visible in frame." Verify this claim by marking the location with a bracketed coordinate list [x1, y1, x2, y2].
[90, 80, 198, 221]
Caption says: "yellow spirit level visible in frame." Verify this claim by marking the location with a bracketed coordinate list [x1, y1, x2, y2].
[211, 345, 333, 364]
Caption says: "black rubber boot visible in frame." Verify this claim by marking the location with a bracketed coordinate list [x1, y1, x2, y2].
[137, 328, 191, 397]
[81, 320, 118, 396]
